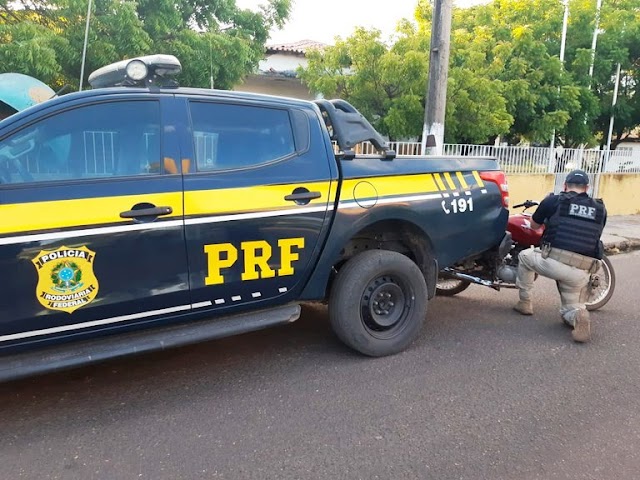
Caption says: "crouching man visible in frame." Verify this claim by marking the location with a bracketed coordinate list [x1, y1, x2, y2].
[514, 170, 607, 343]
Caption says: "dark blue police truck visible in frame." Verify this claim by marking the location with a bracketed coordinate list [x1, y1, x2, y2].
[0, 55, 509, 382]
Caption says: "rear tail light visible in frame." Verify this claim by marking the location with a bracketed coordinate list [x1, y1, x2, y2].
[479, 171, 509, 208]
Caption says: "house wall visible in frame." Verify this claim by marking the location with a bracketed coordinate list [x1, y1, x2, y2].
[597, 174, 640, 215]
[614, 140, 640, 154]
[507, 173, 640, 215]
[507, 174, 556, 211]
[258, 53, 309, 72]
[234, 74, 316, 100]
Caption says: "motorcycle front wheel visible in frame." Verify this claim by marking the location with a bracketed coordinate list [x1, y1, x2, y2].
[585, 255, 615, 311]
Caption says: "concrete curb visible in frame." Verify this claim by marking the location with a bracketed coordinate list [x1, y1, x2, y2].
[604, 238, 640, 255]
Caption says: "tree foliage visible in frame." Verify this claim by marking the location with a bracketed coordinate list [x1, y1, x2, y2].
[300, 0, 640, 148]
[0, 0, 291, 90]
[300, 28, 429, 140]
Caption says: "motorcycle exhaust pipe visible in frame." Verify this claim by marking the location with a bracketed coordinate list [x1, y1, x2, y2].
[441, 267, 519, 290]
[441, 268, 498, 288]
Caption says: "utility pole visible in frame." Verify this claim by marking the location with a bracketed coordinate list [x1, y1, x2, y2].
[421, 0, 453, 155]
[549, 0, 570, 171]
[588, 0, 603, 79]
[605, 62, 621, 152]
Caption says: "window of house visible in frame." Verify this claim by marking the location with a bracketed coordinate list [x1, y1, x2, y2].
[189, 102, 296, 172]
[0, 101, 161, 184]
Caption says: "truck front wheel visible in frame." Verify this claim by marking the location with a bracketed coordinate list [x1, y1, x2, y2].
[329, 250, 428, 357]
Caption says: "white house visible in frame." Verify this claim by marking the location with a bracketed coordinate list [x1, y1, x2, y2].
[234, 40, 327, 100]
[605, 134, 640, 172]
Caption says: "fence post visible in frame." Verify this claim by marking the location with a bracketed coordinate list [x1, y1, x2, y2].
[547, 146, 556, 173]
[577, 147, 584, 171]
[601, 149, 610, 173]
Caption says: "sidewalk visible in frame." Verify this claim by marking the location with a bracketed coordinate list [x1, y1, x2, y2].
[602, 215, 640, 254]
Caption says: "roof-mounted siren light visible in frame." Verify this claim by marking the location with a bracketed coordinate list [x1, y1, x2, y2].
[88, 54, 182, 89]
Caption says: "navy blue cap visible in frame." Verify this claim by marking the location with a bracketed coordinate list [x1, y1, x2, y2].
[565, 169, 589, 185]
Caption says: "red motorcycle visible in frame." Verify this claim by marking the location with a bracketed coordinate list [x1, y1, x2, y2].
[436, 200, 615, 310]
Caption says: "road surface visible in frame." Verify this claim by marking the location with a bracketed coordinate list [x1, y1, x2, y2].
[1, 252, 638, 479]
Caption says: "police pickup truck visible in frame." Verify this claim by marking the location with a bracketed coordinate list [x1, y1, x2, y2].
[0, 55, 509, 382]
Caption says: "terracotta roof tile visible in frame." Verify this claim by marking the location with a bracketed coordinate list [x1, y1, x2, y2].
[266, 40, 328, 55]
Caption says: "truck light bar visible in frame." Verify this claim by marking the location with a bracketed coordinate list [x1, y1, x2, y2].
[88, 54, 182, 89]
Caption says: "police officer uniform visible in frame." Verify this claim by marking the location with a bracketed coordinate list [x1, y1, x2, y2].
[514, 170, 607, 343]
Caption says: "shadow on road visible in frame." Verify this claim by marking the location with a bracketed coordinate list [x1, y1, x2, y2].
[0, 304, 353, 439]
[0, 277, 626, 449]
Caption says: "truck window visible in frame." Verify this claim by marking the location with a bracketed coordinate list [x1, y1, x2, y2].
[0, 101, 162, 184]
[188, 102, 295, 172]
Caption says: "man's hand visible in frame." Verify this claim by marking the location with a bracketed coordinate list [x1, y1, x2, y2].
[530, 219, 542, 230]
[522, 218, 543, 230]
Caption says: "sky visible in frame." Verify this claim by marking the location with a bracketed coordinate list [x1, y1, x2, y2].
[235, 0, 491, 44]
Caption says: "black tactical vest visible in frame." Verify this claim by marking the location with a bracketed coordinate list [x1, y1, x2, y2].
[542, 191, 606, 258]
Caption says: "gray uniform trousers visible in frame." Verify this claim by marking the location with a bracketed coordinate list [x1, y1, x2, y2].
[516, 247, 591, 325]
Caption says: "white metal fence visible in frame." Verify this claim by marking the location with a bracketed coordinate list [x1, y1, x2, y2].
[339, 140, 640, 173]
[335, 141, 640, 197]
[193, 131, 219, 170]
[83, 131, 117, 175]
[338, 141, 640, 174]
[443, 143, 640, 175]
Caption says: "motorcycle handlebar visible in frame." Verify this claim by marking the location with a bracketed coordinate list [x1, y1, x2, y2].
[512, 200, 539, 209]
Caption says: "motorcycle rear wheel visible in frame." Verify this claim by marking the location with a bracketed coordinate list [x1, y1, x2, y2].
[435, 277, 471, 296]
[585, 255, 615, 311]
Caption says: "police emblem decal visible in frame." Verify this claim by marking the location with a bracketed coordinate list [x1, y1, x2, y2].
[32, 246, 99, 313]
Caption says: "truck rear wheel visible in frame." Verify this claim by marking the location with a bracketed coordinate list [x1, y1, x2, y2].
[329, 250, 428, 357]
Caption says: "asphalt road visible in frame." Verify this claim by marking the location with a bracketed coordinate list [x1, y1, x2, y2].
[1, 252, 639, 480]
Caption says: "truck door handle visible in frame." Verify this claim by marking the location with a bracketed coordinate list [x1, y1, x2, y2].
[284, 189, 322, 204]
[120, 205, 173, 219]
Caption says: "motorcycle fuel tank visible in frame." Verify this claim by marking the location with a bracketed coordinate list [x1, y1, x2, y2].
[507, 213, 545, 247]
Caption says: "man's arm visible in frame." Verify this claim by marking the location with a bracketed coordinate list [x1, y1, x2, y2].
[600, 200, 607, 228]
[530, 194, 557, 230]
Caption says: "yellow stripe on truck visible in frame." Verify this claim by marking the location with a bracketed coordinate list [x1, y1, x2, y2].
[0, 181, 334, 236]
[472, 171, 485, 188]
[183, 180, 332, 216]
[0, 192, 184, 235]
[433, 173, 447, 191]
[442, 172, 457, 190]
[0, 172, 488, 236]
[368, 174, 440, 198]
[343, 174, 441, 200]
[341, 171, 486, 200]
[456, 172, 469, 189]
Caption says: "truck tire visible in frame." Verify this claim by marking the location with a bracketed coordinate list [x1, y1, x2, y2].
[329, 250, 428, 357]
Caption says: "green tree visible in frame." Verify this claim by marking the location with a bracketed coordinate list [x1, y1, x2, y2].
[0, 0, 291, 90]
[300, 27, 429, 140]
[447, 19, 514, 143]
[302, 0, 640, 147]
[582, 0, 640, 148]
[445, 0, 597, 146]
[300, 24, 512, 143]
[0, 21, 68, 87]
[474, 0, 640, 148]
[446, 68, 513, 144]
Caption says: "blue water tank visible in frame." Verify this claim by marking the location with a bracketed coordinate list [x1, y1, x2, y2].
[0, 73, 55, 113]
